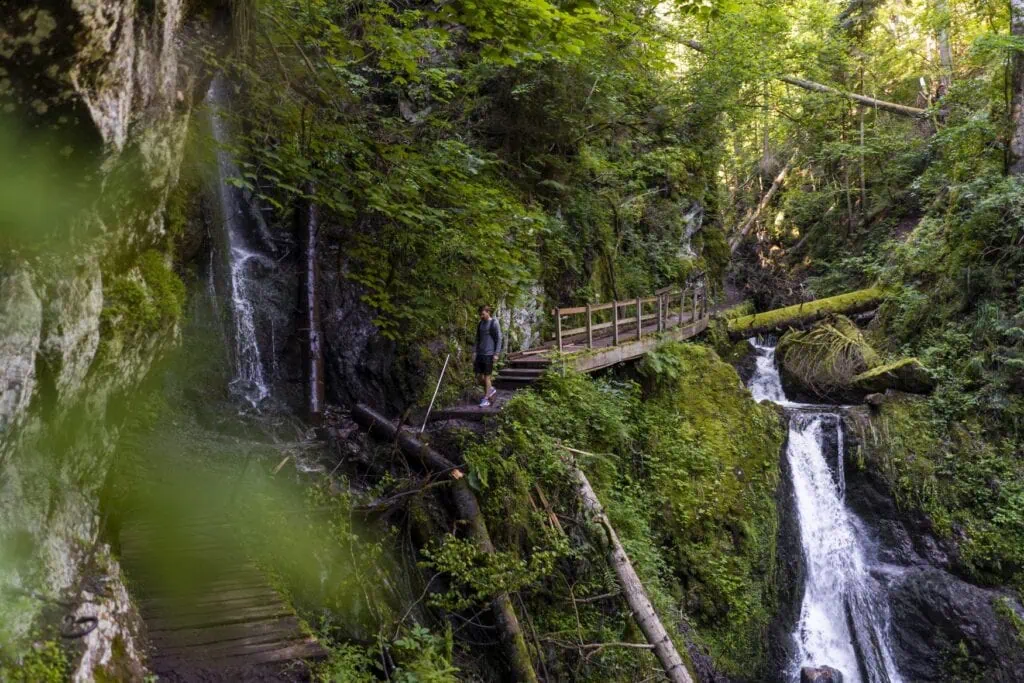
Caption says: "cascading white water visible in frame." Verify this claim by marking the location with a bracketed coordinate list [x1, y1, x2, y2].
[748, 340, 903, 683]
[206, 75, 271, 407]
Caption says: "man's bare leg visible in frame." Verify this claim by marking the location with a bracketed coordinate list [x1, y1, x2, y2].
[484, 374, 493, 399]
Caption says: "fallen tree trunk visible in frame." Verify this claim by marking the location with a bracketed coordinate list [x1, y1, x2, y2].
[352, 404, 539, 683]
[569, 460, 694, 683]
[730, 156, 793, 253]
[726, 287, 884, 340]
[683, 40, 927, 119]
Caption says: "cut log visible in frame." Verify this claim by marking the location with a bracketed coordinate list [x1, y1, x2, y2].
[726, 288, 884, 340]
[730, 156, 793, 253]
[569, 462, 694, 683]
[683, 40, 927, 119]
[351, 404, 539, 683]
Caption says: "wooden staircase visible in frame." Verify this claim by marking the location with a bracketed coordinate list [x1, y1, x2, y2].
[494, 355, 551, 390]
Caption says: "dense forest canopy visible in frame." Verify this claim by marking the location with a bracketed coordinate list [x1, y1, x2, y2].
[4, 0, 1024, 679]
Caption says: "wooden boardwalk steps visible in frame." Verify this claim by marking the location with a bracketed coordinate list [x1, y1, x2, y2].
[119, 518, 326, 680]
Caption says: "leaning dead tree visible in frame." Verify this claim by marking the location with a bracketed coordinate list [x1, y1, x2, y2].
[730, 156, 794, 253]
[560, 447, 694, 683]
[352, 404, 540, 683]
[683, 40, 927, 119]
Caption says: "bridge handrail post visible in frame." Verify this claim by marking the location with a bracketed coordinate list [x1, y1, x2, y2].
[556, 309, 563, 352]
[636, 297, 642, 340]
[613, 300, 619, 346]
[692, 289, 698, 323]
[586, 303, 593, 349]
[657, 295, 663, 333]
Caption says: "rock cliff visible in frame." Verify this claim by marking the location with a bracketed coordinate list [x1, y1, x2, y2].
[0, 0, 226, 676]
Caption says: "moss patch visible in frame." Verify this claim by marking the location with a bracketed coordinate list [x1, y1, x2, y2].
[852, 357, 935, 394]
[101, 249, 185, 341]
[461, 342, 785, 678]
[848, 394, 1024, 587]
[727, 287, 884, 338]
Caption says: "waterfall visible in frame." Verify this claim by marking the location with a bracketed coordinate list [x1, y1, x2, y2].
[206, 75, 272, 407]
[748, 340, 903, 683]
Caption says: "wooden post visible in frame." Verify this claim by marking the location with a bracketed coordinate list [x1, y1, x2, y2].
[657, 296, 663, 333]
[680, 289, 686, 325]
[636, 297, 642, 340]
[586, 303, 593, 349]
[556, 309, 563, 353]
[613, 301, 619, 346]
[692, 290, 698, 324]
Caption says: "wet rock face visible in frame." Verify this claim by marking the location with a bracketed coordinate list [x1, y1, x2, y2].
[888, 567, 1024, 682]
[768, 432, 805, 679]
[319, 227, 421, 413]
[800, 665, 843, 683]
[0, 0, 225, 675]
[840, 406, 1024, 682]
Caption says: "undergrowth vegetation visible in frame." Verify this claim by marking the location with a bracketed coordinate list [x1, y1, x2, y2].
[449, 342, 785, 678]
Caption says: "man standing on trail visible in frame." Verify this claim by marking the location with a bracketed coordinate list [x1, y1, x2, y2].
[474, 305, 501, 407]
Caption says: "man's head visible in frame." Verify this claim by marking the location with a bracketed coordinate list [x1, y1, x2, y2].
[478, 305, 492, 320]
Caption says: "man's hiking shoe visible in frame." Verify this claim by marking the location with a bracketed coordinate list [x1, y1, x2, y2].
[479, 398, 491, 408]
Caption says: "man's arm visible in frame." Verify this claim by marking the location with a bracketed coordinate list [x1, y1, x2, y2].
[491, 319, 502, 357]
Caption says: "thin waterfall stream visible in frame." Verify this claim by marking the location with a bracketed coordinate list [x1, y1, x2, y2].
[206, 75, 273, 407]
[748, 340, 903, 683]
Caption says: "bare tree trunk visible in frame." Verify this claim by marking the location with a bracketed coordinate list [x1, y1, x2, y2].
[351, 404, 539, 683]
[299, 183, 325, 425]
[936, 0, 954, 95]
[1010, 0, 1024, 174]
[569, 462, 694, 683]
[730, 156, 793, 253]
[682, 40, 928, 118]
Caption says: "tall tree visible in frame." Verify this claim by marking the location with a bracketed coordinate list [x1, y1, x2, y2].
[1010, 0, 1024, 174]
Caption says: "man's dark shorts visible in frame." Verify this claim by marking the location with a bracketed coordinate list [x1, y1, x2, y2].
[474, 354, 494, 376]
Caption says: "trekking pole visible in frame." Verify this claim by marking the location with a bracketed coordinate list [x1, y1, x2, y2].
[420, 353, 450, 433]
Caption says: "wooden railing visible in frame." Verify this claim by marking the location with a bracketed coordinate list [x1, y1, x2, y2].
[552, 285, 708, 352]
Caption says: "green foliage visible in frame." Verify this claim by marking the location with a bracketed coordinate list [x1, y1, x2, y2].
[222, 0, 734, 346]
[0, 640, 68, 682]
[101, 250, 186, 340]
[316, 627, 459, 683]
[420, 534, 565, 611]
[459, 342, 784, 677]
[850, 395, 1024, 587]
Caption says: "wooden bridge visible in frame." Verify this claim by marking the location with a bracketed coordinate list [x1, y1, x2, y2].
[119, 515, 326, 680]
[493, 285, 710, 390]
[428, 285, 710, 422]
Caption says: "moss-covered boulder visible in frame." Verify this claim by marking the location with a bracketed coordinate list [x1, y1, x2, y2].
[777, 315, 881, 402]
[851, 358, 935, 395]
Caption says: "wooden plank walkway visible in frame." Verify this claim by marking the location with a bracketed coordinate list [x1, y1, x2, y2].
[119, 518, 326, 681]
[428, 286, 711, 423]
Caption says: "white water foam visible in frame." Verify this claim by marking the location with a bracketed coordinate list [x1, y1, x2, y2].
[748, 340, 903, 683]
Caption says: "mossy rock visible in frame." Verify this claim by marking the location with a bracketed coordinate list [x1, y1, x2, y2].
[852, 358, 935, 395]
[777, 315, 880, 402]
